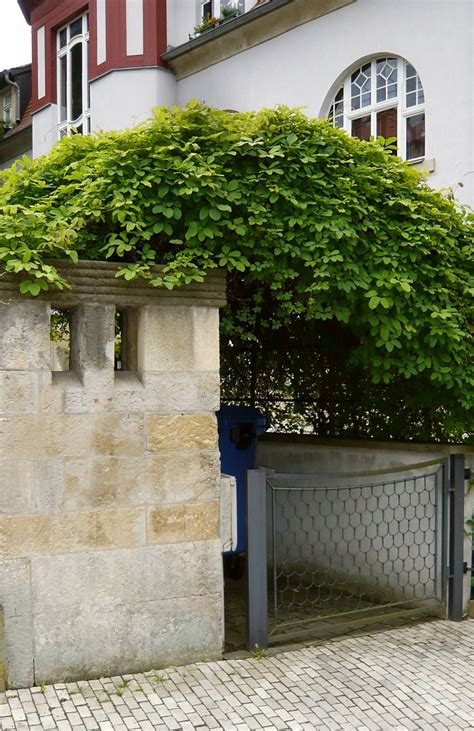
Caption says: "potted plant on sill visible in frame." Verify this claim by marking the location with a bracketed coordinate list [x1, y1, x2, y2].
[193, 7, 240, 36]
[220, 6, 239, 23]
[194, 16, 219, 35]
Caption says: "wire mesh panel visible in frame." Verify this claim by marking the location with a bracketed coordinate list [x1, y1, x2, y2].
[266, 461, 447, 642]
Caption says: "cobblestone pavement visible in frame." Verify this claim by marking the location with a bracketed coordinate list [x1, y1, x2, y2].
[1, 620, 473, 730]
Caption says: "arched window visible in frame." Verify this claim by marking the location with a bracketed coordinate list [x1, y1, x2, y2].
[327, 57, 425, 162]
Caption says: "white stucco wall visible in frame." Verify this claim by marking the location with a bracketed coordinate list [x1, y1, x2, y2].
[166, 1, 271, 51]
[176, 0, 474, 206]
[32, 69, 177, 158]
[90, 68, 177, 134]
[32, 105, 59, 159]
[167, 0, 200, 48]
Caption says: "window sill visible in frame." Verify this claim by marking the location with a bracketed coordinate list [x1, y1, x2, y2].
[410, 158, 435, 174]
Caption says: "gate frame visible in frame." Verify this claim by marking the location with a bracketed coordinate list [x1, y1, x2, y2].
[246, 456, 465, 650]
[448, 454, 466, 620]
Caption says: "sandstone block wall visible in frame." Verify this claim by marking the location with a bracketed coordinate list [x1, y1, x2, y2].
[0, 262, 226, 688]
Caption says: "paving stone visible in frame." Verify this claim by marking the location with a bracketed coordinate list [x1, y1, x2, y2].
[0, 620, 473, 729]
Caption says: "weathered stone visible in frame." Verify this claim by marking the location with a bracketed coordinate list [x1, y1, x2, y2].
[34, 461, 64, 513]
[0, 559, 32, 619]
[63, 387, 115, 414]
[0, 301, 50, 371]
[185, 502, 220, 541]
[0, 607, 5, 692]
[70, 304, 115, 387]
[0, 560, 34, 688]
[192, 307, 220, 372]
[0, 260, 226, 309]
[0, 413, 145, 459]
[2, 614, 34, 689]
[0, 508, 146, 558]
[33, 593, 223, 684]
[0, 462, 34, 515]
[139, 372, 220, 413]
[63, 452, 220, 510]
[147, 505, 186, 543]
[0, 372, 38, 415]
[31, 542, 223, 613]
[0, 279, 225, 686]
[147, 502, 220, 543]
[147, 414, 218, 453]
[137, 306, 220, 373]
[40, 371, 63, 414]
[63, 372, 221, 414]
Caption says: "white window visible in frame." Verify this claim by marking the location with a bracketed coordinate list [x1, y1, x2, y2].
[201, 0, 241, 21]
[57, 14, 90, 138]
[2, 91, 13, 125]
[327, 57, 425, 162]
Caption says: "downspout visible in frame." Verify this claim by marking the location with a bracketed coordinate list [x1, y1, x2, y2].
[4, 73, 21, 125]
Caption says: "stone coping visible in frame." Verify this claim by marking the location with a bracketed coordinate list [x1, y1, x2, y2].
[258, 432, 474, 454]
[0, 260, 227, 308]
[162, 0, 354, 80]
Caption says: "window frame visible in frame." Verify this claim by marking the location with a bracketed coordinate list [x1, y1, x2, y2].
[56, 13, 90, 139]
[327, 57, 426, 163]
[2, 91, 13, 125]
[201, 0, 241, 21]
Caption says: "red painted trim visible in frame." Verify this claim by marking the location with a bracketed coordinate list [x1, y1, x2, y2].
[29, 0, 168, 111]
[88, 0, 98, 77]
[94, 0, 167, 78]
[30, 0, 90, 111]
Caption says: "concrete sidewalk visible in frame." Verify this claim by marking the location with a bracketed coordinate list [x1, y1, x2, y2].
[0, 619, 473, 730]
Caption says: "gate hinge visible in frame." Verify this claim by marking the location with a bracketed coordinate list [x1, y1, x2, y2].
[463, 562, 472, 574]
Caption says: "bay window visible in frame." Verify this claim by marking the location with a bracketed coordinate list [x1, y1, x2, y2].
[327, 56, 426, 162]
[57, 14, 90, 138]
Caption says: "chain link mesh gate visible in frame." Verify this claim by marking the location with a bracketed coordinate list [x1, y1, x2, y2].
[246, 459, 451, 648]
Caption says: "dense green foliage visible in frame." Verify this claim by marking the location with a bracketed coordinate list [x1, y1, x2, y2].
[0, 103, 473, 440]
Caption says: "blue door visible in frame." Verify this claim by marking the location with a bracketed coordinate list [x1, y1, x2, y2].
[217, 405, 270, 554]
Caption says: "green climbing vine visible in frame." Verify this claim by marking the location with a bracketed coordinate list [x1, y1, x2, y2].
[0, 103, 472, 438]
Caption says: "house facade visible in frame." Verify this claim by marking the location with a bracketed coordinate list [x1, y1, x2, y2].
[0, 64, 32, 169]
[15, 0, 474, 207]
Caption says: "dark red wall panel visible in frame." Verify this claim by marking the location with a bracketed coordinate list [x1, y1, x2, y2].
[30, 0, 168, 113]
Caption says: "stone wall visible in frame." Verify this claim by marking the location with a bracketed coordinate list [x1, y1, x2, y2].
[0, 261, 226, 688]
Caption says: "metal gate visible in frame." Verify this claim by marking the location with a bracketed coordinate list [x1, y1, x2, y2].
[246, 456, 465, 649]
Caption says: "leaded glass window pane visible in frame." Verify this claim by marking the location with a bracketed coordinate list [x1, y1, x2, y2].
[376, 58, 398, 103]
[351, 63, 371, 110]
[326, 56, 425, 162]
[328, 87, 344, 129]
[405, 64, 424, 108]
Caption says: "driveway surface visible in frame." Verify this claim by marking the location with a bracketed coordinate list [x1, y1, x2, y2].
[0, 619, 473, 730]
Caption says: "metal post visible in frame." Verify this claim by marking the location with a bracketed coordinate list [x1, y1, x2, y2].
[448, 454, 465, 620]
[246, 468, 268, 650]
